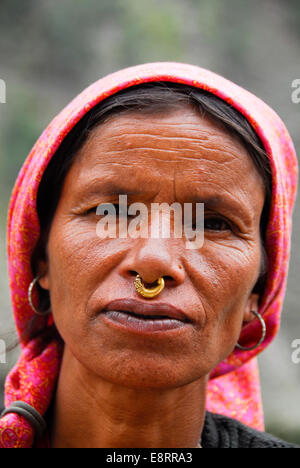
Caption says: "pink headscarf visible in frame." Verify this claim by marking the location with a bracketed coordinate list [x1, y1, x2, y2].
[0, 62, 298, 448]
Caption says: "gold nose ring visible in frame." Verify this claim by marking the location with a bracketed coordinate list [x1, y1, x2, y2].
[134, 274, 165, 298]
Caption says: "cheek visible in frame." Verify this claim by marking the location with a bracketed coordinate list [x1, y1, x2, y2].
[46, 220, 113, 334]
[207, 243, 260, 301]
[193, 237, 261, 295]
[189, 240, 261, 353]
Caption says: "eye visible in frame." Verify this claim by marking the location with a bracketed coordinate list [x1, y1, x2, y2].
[86, 203, 133, 218]
[85, 206, 97, 215]
[204, 216, 231, 231]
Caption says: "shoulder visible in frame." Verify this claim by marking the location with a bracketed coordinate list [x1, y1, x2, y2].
[202, 411, 300, 448]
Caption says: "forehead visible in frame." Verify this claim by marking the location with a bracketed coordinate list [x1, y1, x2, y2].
[70, 105, 265, 195]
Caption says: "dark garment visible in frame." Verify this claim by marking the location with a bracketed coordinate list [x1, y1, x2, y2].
[202, 411, 299, 448]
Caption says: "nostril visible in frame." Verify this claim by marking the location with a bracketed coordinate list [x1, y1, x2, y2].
[129, 270, 138, 277]
[145, 275, 174, 288]
[128, 272, 177, 286]
[162, 275, 177, 287]
[163, 275, 174, 283]
[131, 273, 174, 281]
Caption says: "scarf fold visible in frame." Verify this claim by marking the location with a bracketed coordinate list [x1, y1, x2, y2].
[0, 62, 298, 448]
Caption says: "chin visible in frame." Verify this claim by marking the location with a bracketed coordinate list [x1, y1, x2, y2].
[86, 355, 208, 390]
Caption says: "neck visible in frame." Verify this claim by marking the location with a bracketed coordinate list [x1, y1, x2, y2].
[50, 346, 207, 448]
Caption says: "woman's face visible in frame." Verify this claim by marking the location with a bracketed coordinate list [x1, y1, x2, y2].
[38, 104, 265, 389]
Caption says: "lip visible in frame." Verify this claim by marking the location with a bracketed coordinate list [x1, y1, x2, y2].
[100, 298, 191, 334]
[102, 298, 190, 323]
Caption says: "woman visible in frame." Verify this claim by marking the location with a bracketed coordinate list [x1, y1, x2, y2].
[0, 62, 298, 448]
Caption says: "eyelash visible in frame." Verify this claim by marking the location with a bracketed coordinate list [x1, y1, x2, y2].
[86, 204, 133, 218]
[203, 216, 231, 231]
[86, 204, 232, 232]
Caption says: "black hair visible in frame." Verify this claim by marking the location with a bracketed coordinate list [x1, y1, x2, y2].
[29, 82, 271, 333]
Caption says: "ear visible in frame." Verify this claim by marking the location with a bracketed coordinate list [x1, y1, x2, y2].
[36, 259, 50, 290]
[32, 233, 51, 291]
[243, 293, 260, 324]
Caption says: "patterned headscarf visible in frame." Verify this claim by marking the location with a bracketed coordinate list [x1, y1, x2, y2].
[0, 62, 298, 448]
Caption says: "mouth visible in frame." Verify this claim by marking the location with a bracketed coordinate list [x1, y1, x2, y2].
[100, 298, 191, 333]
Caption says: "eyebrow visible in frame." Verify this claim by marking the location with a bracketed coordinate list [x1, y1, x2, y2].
[194, 194, 252, 224]
[75, 180, 251, 221]
[193, 194, 235, 208]
[75, 180, 155, 200]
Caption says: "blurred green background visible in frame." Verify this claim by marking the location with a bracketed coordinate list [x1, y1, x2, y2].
[0, 0, 300, 444]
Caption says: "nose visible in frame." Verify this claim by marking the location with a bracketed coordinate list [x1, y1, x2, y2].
[118, 237, 185, 287]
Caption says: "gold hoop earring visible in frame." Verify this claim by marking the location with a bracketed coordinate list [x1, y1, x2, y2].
[28, 276, 51, 316]
[134, 274, 165, 299]
[236, 310, 266, 351]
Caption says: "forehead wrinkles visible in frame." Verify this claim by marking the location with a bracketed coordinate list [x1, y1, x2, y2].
[77, 112, 249, 167]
